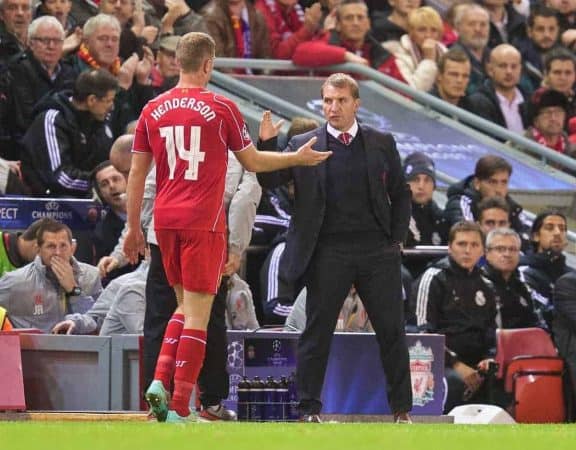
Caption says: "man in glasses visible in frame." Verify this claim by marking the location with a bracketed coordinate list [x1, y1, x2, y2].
[522, 88, 576, 175]
[482, 227, 542, 329]
[0, 15, 75, 160]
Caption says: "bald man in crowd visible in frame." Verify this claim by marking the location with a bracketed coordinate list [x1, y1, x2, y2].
[463, 44, 531, 139]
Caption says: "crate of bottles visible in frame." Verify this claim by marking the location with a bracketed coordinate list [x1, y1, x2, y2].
[237, 374, 299, 422]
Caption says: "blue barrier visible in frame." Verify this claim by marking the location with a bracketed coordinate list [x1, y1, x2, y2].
[0, 197, 103, 231]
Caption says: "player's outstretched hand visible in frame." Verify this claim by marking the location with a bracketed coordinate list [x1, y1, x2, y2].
[259, 110, 284, 141]
[294, 136, 331, 166]
[123, 227, 145, 265]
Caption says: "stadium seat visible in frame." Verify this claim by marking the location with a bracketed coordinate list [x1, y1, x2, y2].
[495, 328, 566, 423]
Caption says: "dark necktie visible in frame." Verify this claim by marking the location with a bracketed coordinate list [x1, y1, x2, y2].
[338, 132, 351, 145]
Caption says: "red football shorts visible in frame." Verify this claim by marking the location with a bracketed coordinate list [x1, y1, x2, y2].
[156, 229, 227, 294]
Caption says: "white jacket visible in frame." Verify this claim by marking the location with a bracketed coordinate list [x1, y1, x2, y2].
[382, 34, 446, 92]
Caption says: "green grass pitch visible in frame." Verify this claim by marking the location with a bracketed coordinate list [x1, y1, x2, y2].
[1, 422, 576, 450]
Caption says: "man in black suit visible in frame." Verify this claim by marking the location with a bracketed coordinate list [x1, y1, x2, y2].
[258, 73, 413, 423]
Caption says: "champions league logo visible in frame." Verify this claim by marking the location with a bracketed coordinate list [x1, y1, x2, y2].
[45, 201, 59, 211]
[409, 340, 435, 407]
[227, 340, 244, 370]
[31, 200, 73, 221]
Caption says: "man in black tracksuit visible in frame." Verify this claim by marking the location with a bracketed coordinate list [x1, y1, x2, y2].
[20, 69, 117, 197]
[519, 210, 573, 327]
[403, 152, 448, 248]
[402, 151, 448, 278]
[481, 228, 542, 329]
[444, 155, 531, 245]
[409, 221, 498, 413]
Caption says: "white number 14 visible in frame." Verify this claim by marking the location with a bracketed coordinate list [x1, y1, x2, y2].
[159, 125, 205, 180]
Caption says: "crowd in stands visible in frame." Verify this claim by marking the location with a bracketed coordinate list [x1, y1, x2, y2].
[1, 0, 576, 413]
[1, 0, 576, 185]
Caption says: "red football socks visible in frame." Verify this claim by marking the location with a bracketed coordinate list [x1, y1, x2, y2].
[170, 329, 207, 417]
[153, 313, 184, 389]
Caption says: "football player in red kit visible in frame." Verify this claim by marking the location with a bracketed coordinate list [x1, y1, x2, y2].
[124, 32, 330, 423]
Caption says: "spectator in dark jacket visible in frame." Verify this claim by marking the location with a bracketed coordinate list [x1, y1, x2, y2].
[69, 0, 97, 26]
[519, 210, 573, 327]
[444, 154, 531, 243]
[481, 0, 526, 50]
[475, 195, 533, 253]
[463, 44, 531, 137]
[476, 196, 510, 236]
[20, 69, 118, 197]
[403, 151, 447, 248]
[35, 0, 76, 33]
[402, 151, 448, 278]
[0, 16, 76, 160]
[546, 0, 576, 34]
[0, 0, 32, 65]
[430, 48, 471, 107]
[482, 227, 541, 329]
[91, 160, 127, 263]
[513, 6, 562, 93]
[370, 0, 420, 43]
[542, 48, 576, 119]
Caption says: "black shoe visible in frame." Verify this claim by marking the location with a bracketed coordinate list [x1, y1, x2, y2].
[393, 412, 412, 424]
[300, 414, 322, 423]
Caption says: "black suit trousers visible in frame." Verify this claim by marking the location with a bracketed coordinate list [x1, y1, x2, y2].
[297, 238, 413, 415]
[143, 243, 229, 407]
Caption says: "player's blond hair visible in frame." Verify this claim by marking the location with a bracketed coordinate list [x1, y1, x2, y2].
[176, 32, 216, 73]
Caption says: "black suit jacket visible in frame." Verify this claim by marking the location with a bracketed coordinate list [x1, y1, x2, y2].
[257, 123, 411, 283]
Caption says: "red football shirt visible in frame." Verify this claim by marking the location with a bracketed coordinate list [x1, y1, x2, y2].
[133, 87, 252, 231]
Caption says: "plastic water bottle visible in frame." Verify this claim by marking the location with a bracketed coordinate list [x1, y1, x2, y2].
[277, 376, 290, 421]
[237, 376, 251, 421]
[250, 376, 265, 421]
[287, 372, 299, 421]
[262, 376, 274, 421]
[264, 376, 281, 421]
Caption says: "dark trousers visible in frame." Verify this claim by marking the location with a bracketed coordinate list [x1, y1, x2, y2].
[143, 243, 229, 407]
[297, 238, 413, 415]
